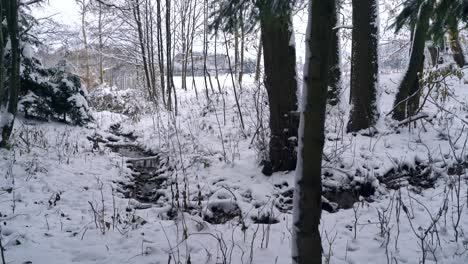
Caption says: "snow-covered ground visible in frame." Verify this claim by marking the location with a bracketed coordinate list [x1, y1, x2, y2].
[2, 69, 468, 264]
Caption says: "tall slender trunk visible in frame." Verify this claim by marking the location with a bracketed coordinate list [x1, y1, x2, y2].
[144, 0, 157, 99]
[293, 0, 335, 262]
[98, 2, 104, 84]
[260, 5, 299, 174]
[223, 33, 245, 131]
[81, 1, 91, 90]
[239, 10, 245, 87]
[255, 37, 262, 82]
[133, 0, 154, 99]
[165, 0, 173, 111]
[155, 0, 166, 107]
[189, 0, 198, 98]
[202, 0, 210, 101]
[392, 1, 432, 121]
[180, 0, 187, 91]
[347, 0, 379, 132]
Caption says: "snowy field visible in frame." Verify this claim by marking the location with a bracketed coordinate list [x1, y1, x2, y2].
[2, 70, 468, 264]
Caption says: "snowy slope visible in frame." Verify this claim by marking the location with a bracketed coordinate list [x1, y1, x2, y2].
[1, 69, 468, 264]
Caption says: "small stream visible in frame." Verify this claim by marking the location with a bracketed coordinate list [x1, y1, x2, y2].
[90, 123, 172, 209]
[111, 144, 171, 206]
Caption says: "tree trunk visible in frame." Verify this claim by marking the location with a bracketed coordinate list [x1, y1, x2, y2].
[392, 1, 432, 121]
[98, 1, 104, 85]
[293, 0, 335, 263]
[448, 25, 466, 67]
[260, 5, 299, 174]
[347, 0, 379, 132]
[80, 0, 91, 91]
[165, 0, 173, 111]
[1, 0, 20, 148]
[0, 0, 5, 146]
[239, 10, 245, 87]
[427, 44, 438, 67]
[203, 0, 210, 102]
[0, 0, 4, 105]
[155, 0, 166, 107]
[133, 0, 154, 99]
[327, 2, 341, 106]
[255, 36, 262, 82]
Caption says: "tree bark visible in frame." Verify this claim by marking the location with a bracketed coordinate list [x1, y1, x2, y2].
[98, 1, 104, 84]
[293, 0, 335, 263]
[347, 0, 379, 132]
[254, 36, 262, 82]
[327, 2, 341, 106]
[165, 0, 173, 111]
[448, 24, 466, 67]
[155, 0, 166, 107]
[133, 0, 154, 99]
[427, 44, 439, 67]
[1, 0, 20, 148]
[392, 1, 432, 121]
[260, 5, 299, 174]
[0, 0, 4, 105]
[80, 0, 91, 91]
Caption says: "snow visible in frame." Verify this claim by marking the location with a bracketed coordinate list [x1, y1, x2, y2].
[0, 106, 14, 142]
[2, 68, 468, 263]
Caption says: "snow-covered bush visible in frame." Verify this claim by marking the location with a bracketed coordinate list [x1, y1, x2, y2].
[88, 85, 149, 121]
[19, 57, 93, 126]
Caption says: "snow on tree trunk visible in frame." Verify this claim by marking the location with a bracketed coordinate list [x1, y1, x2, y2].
[260, 4, 299, 175]
[1, 0, 20, 148]
[392, 0, 432, 121]
[347, 0, 379, 132]
[327, 1, 342, 106]
[448, 24, 466, 68]
[292, 0, 335, 263]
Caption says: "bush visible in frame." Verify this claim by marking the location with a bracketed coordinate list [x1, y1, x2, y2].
[19, 58, 93, 126]
[88, 85, 148, 121]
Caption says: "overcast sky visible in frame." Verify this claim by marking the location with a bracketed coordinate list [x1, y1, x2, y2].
[33, 0, 80, 27]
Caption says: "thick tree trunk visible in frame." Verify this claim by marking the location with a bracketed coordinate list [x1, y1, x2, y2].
[0, 0, 4, 105]
[1, 0, 20, 148]
[448, 25, 466, 67]
[347, 0, 379, 132]
[0, 0, 5, 145]
[293, 0, 335, 263]
[392, 1, 432, 121]
[260, 7, 299, 174]
[327, 2, 341, 106]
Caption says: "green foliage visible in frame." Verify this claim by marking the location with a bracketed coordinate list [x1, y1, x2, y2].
[392, 0, 423, 33]
[19, 57, 93, 126]
[209, 0, 300, 34]
[210, 0, 259, 33]
[392, 0, 468, 44]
